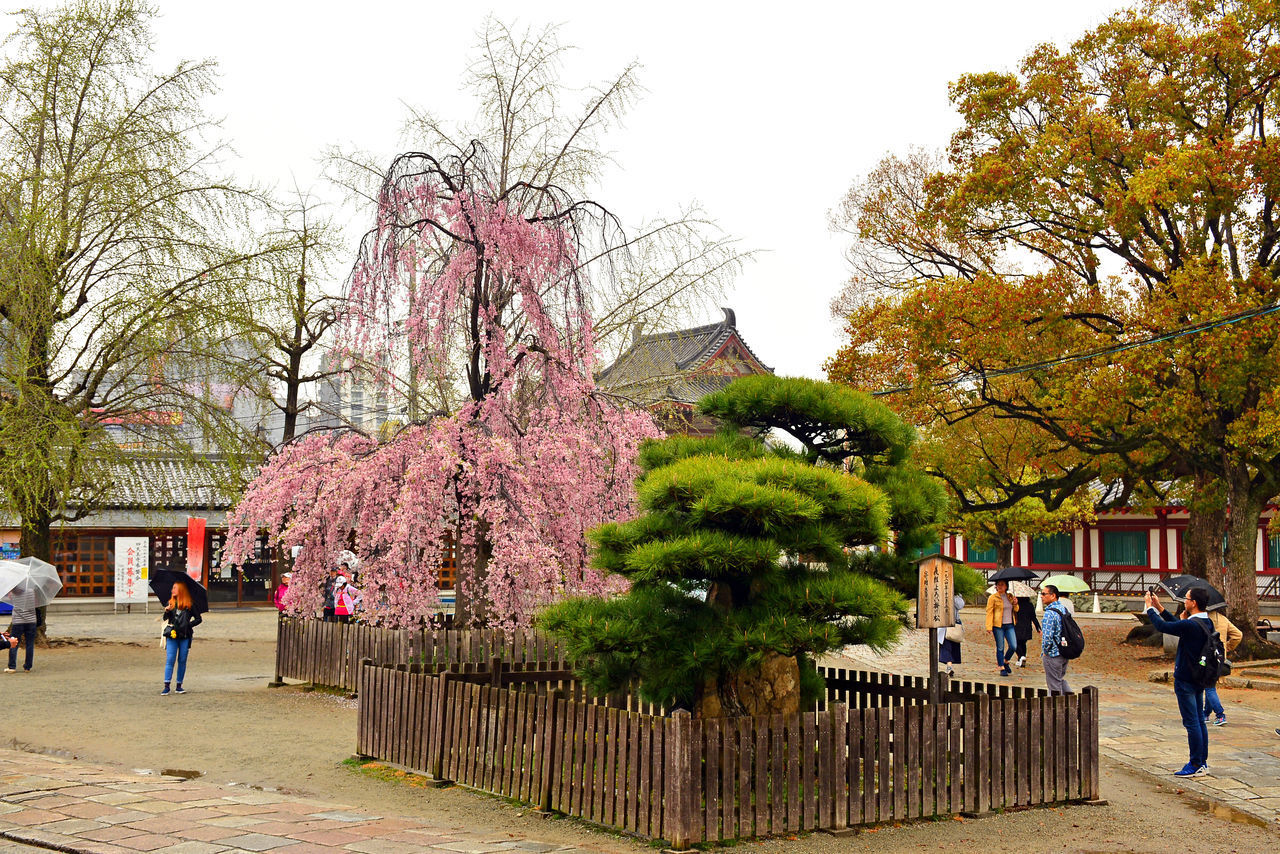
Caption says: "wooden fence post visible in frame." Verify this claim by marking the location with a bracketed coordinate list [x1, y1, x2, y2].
[431, 671, 452, 782]
[269, 615, 286, 687]
[1083, 685, 1101, 801]
[537, 692, 561, 813]
[664, 709, 695, 850]
[354, 658, 373, 758]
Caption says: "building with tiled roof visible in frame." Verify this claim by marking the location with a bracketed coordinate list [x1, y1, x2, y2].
[597, 308, 773, 434]
[1, 454, 275, 606]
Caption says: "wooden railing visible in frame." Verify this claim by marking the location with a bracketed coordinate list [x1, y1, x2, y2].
[355, 661, 1100, 846]
[274, 618, 567, 691]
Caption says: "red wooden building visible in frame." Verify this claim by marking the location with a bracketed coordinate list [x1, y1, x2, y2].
[939, 507, 1280, 599]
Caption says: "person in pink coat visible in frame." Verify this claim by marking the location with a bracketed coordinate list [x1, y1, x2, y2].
[273, 572, 291, 612]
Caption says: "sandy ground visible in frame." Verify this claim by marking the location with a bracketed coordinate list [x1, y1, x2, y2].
[2, 609, 1277, 853]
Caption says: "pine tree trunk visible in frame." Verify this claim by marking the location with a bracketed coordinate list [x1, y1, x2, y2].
[1183, 473, 1226, 589]
[693, 653, 801, 718]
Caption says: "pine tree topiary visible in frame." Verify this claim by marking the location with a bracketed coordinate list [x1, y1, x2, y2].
[538, 375, 957, 717]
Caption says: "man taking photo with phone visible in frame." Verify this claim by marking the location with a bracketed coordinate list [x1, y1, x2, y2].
[1144, 587, 1214, 778]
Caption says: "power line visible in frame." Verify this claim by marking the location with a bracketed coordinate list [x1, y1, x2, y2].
[871, 300, 1280, 397]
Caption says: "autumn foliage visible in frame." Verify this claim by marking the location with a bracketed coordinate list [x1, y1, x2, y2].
[828, 0, 1280, 648]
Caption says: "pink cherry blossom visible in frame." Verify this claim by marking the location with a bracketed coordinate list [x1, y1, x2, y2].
[226, 157, 658, 627]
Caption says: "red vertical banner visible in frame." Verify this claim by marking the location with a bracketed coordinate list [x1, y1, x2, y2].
[186, 517, 207, 583]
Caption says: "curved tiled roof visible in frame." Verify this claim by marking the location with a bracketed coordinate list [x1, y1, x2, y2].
[597, 308, 773, 405]
[100, 456, 239, 509]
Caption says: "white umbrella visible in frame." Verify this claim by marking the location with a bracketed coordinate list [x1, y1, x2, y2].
[0, 557, 62, 607]
[0, 561, 25, 600]
[986, 580, 1036, 599]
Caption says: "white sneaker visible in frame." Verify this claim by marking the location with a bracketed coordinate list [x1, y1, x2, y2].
[1018, 656, 1026, 668]
[2, 668, 13, 673]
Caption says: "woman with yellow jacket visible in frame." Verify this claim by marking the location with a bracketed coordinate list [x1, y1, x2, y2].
[1203, 610, 1242, 726]
[985, 579, 1019, 677]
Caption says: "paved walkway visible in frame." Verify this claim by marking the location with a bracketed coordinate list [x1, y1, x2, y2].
[0, 750, 626, 854]
[831, 625, 1280, 827]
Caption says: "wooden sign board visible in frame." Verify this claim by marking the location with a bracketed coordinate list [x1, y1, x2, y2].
[916, 554, 956, 628]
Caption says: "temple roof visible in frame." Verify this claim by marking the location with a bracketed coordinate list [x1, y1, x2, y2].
[100, 455, 239, 509]
[597, 308, 772, 406]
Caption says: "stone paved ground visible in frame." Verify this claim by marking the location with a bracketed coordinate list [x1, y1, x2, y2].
[0, 749, 630, 854]
[830, 611, 1280, 827]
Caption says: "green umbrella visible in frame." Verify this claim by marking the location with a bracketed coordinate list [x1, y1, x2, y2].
[1040, 574, 1090, 594]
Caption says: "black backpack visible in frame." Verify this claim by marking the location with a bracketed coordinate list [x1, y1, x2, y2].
[1056, 606, 1086, 660]
[1188, 619, 1228, 689]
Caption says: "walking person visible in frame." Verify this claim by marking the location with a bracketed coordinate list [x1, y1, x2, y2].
[1145, 587, 1215, 777]
[1203, 609, 1242, 726]
[985, 579, 1019, 677]
[1014, 589, 1041, 667]
[161, 580, 202, 696]
[1039, 585, 1072, 695]
[937, 593, 966, 675]
[4, 580, 38, 673]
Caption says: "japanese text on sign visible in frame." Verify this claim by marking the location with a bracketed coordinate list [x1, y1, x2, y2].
[113, 536, 150, 604]
[916, 556, 955, 628]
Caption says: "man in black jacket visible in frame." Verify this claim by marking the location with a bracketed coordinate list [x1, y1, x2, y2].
[1144, 587, 1213, 778]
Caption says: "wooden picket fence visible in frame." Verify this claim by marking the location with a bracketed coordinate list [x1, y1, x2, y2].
[274, 618, 567, 691]
[355, 661, 1100, 846]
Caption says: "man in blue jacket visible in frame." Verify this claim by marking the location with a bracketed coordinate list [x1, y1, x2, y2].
[1040, 585, 1072, 695]
[1144, 587, 1214, 778]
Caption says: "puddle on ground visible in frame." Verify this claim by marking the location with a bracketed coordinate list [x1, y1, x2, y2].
[160, 768, 202, 779]
[1186, 797, 1270, 828]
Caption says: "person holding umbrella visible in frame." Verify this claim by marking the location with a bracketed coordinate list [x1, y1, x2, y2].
[985, 579, 1020, 677]
[161, 579, 201, 695]
[4, 580, 37, 673]
[150, 570, 209, 696]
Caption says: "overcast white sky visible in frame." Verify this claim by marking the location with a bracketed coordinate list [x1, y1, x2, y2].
[145, 0, 1125, 380]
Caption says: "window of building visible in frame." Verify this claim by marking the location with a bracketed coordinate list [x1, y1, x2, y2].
[1270, 533, 1280, 569]
[438, 535, 457, 590]
[1031, 533, 1073, 566]
[1103, 530, 1149, 567]
[54, 535, 114, 597]
[150, 533, 187, 573]
[966, 544, 1000, 564]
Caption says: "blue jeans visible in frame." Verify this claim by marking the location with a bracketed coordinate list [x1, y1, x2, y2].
[1203, 685, 1225, 719]
[1174, 678, 1208, 767]
[7, 622, 36, 671]
[992, 624, 1018, 670]
[164, 637, 191, 684]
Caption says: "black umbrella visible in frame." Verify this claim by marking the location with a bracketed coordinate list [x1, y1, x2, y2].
[988, 566, 1037, 582]
[149, 569, 209, 615]
[1158, 574, 1226, 612]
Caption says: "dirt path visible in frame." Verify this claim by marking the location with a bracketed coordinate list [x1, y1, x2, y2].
[6, 610, 1278, 853]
